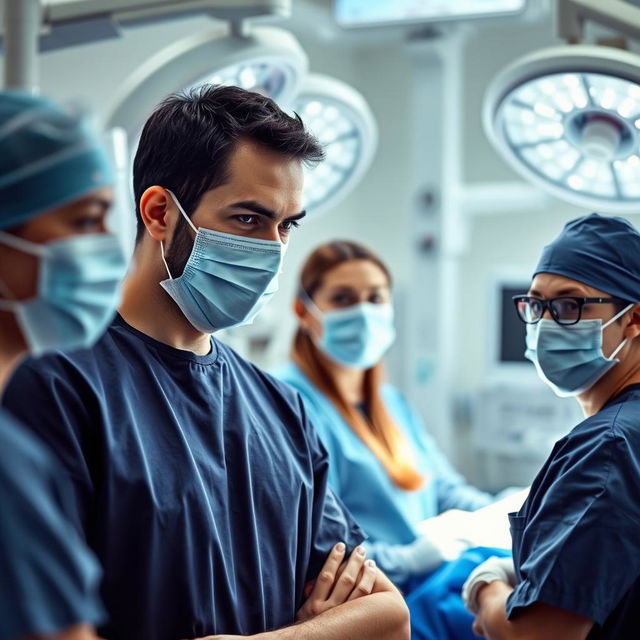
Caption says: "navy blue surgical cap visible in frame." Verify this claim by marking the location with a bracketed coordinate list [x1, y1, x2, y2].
[0, 91, 113, 229]
[534, 213, 640, 302]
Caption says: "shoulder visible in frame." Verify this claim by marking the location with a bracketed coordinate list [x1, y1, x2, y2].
[217, 343, 303, 407]
[524, 388, 640, 525]
[273, 362, 330, 414]
[0, 410, 53, 480]
[562, 386, 640, 458]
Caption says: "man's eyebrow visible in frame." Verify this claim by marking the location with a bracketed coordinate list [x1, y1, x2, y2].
[228, 201, 306, 221]
[528, 287, 588, 297]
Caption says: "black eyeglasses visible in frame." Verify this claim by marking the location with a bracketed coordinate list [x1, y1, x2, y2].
[512, 295, 630, 326]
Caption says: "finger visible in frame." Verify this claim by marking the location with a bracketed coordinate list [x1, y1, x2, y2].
[307, 542, 346, 602]
[328, 545, 367, 604]
[347, 559, 377, 601]
[303, 579, 315, 599]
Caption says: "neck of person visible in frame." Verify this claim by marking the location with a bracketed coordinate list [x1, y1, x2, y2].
[324, 355, 367, 406]
[119, 242, 212, 356]
[578, 341, 640, 417]
[0, 312, 27, 393]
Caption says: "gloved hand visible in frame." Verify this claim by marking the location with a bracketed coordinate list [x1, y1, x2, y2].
[401, 534, 446, 575]
[461, 556, 516, 614]
[398, 530, 468, 576]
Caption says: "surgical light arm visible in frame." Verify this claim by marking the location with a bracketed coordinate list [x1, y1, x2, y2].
[40, 0, 290, 28]
[556, 0, 640, 44]
[2, 0, 291, 90]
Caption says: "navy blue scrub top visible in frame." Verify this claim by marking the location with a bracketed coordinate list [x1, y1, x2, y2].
[0, 409, 103, 640]
[2, 315, 364, 640]
[507, 384, 640, 638]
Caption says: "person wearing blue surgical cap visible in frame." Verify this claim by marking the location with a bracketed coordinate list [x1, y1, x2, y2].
[462, 213, 640, 640]
[0, 91, 128, 640]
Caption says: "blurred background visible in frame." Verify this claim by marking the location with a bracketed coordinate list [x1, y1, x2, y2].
[5, 0, 640, 490]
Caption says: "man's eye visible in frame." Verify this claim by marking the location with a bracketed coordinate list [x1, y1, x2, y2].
[236, 215, 257, 225]
[281, 220, 301, 232]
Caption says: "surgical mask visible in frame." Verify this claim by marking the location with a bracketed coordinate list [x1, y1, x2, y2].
[525, 304, 633, 397]
[160, 190, 285, 333]
[0, 230, 127, 356]
[304, 294, 396, 369]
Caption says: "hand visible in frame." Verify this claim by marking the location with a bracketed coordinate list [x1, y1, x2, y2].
[461, 556, 516, 615]
[296, 543, 378, 622]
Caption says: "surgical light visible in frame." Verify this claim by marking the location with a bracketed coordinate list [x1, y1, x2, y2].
[484, 45, 640, 213]
[105, 25, 307, 135]
[292, 74, 377, 217]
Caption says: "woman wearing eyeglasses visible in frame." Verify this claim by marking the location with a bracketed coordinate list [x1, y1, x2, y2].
[463, 213, 640, 640]
[277, 240, 504, 591]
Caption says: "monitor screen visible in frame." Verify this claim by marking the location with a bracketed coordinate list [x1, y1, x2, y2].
[335, 0, 527, 28]
[499, 285, 528, 364]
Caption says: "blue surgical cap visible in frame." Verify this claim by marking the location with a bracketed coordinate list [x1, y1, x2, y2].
[534, 213, 640, 302]
[0, 91, 113, 229]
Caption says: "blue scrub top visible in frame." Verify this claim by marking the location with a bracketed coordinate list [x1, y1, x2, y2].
[277, 364, 492, 583]
[2, 316, 364, 640]
[0, 409, 103, 640]
[507, 384, 640, 638]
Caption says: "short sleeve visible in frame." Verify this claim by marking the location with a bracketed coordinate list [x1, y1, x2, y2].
[507, 428, 640, 625]
[0, 419, 104, 640]
[2, 358, 97, 533]
[297, 396, 366, 582]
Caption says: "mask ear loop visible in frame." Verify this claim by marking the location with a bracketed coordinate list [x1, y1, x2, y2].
[159, 189, 199, 281]
[0, 275, 18, 311]
[603, 303, 635, 361]
[298, 289, 323, 320]
[0, 230, 48, 257]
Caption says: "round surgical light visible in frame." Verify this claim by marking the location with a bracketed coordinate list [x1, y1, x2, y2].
[293, 73, 377, 217]
[484, 45, 640, 213]
[105, 25, 308, 136]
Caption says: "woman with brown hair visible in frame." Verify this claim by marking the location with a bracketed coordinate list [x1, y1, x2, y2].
[278, 239, 497, 591]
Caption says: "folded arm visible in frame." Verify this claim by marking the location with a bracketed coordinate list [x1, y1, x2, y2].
[201, 568, 409, 640]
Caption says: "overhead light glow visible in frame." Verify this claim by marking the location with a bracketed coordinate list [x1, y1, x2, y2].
[292, 73, 377, 217]
[484, 45, 640, 213]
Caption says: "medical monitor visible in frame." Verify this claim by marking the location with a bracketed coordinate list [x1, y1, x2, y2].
[335, 0, 528, 28]
[487, 273, 534, 378]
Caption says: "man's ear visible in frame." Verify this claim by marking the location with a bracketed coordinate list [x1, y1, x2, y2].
[624, 303, 640, 340]
[139, 186, 174, 242]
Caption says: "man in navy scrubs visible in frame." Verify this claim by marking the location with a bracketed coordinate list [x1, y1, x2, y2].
[3, 85, 409, 640]
[462, 214, 640, 639]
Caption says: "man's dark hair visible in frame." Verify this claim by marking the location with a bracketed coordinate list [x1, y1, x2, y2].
[132, 84, 324, 243]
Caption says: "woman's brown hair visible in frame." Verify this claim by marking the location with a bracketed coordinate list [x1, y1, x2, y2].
[293, 240, 424, 491]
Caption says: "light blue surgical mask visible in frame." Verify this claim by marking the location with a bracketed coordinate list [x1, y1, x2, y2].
[0, 230, 127, 356]
[304, 294, 396, 369]
[160, 190, 285, 333]
[525, 304, 633, 397]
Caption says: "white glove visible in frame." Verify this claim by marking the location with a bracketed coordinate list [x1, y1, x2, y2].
[461, 556, 516, 614]
[398, 534, 446, 575]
